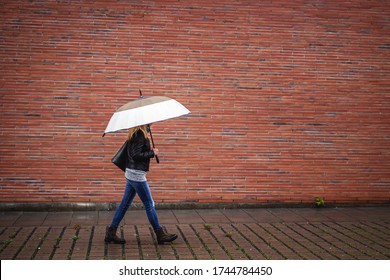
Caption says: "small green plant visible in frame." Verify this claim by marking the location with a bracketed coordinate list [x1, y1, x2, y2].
[72, 235, 80, 241]
[315, 197, 325, 207]
[2, 239, 14, 245]
[204, 224, 213, 231]
[225, 231, 233, 238]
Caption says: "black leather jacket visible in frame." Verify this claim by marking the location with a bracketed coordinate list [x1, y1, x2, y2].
[126, 130, 155, 172]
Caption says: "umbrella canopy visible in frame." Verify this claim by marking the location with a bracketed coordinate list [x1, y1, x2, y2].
[103, 96, 190, 135]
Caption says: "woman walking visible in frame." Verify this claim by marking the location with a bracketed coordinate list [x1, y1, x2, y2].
[105, 125, 177, 244]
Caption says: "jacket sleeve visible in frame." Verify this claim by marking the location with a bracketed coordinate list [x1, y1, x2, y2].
[129, 133, 155, 161]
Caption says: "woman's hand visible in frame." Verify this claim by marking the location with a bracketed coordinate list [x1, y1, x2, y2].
[152, 148, 159, 156]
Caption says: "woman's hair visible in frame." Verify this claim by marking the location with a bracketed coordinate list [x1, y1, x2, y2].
[128, 125, 148, 141]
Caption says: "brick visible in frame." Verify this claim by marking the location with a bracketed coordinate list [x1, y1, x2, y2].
[0, 0, 389, 205]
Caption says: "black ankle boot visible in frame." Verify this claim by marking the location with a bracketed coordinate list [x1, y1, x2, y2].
[155, 228, 178, 244]
[104, 226, 126, 244]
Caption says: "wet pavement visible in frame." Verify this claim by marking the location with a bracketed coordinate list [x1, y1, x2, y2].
[0, 206, 389, 260]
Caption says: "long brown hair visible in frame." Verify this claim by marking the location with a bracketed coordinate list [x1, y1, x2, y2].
[127, 125, 148, 141]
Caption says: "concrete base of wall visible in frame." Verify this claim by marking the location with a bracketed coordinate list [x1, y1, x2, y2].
[0, 202, 389, 211]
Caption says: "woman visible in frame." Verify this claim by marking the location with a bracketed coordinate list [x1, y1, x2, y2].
[105, 125, 177, 244]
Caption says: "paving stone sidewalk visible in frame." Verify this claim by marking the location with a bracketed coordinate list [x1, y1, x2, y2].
[0, 207, 389, 260]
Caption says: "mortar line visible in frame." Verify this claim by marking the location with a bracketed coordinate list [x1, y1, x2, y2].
[218, 225, 251, 260]
[359, 221, 390, 243]
[134, 225, 144, 260]
[31, 227, 52, 260]
[161, 225, 180, 260]
[160, 226, 180, 260]
[231, 224, 270, 259]
[149, 226, 161, 260]
[85, 226, 94, 260]
[206, 225, 233, 260]
[320, 222, 384, 259]
[309, 222, 365, 259]
[268, 223, 321, 259]
[295, 223, 353, 259]
[13, 227, 37, 260]
[104, 229, 109, 260]
[67, 228, 80, 260]
[0, 227, 7, 236]
[176, 224, 198, 260]
[189, 224, 215, 259]
[120, 227, 126, 260]
[0, 227, 22, 255]
[336, 222, 390, 256]
[49, 226, 66, 260]
[256, 223, 303, 259]
[283, 223, 331, 260]
[371, 221, 390, 231]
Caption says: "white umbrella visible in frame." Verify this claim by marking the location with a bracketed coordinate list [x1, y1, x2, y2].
[103, 94, 190, 164]
[103, 95, 190, 135]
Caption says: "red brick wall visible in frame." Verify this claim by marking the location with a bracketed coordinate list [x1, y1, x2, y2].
[1, 0, 389, 205]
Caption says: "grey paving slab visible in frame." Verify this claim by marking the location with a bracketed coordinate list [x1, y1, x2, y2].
[97, 211, 114, 225]
[289, 208, 333, 222]
[316, 208, 361, 222]
[43, 212, 73, 226]
[353, 207, 390, 221]
[70, 211, 98, 226]
[243, 208, 284, 223]
[0, 212, 22, 227]
[173, 209, 204, 224]
[195, 209, 230, 224]
[220, 209, 256, 223]
[123, 209, 149, 225]
[266, 208, 308, 222]
[12, 212, 48, 226]
[154, 210, 178, 224]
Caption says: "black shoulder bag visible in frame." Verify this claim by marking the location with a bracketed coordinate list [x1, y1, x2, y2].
[111, 140, 128, 172]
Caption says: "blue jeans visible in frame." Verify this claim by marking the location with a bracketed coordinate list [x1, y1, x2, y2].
[110, 179, 162, 231]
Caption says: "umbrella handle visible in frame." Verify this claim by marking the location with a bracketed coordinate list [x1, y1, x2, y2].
[148, 125, 160, 164]
[155, 154, 160, 164]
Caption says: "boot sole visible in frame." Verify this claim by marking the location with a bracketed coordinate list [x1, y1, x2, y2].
[157, 234, 178, 244]
[104, 238, 126, 244]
